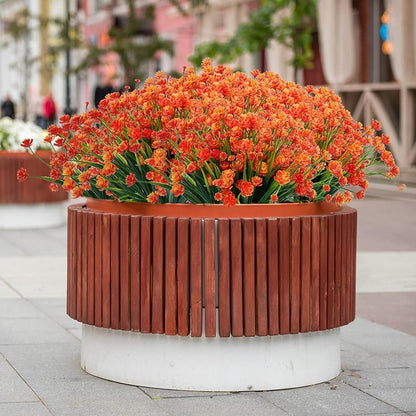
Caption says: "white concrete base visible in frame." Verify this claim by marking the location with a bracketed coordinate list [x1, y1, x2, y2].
[0, 202, 66, 229]
[81, 324, 341, 391]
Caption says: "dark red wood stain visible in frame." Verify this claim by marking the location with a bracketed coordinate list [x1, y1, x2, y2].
[230, 219, 244, 337]
[267, 218, 279, 335]
[130, 216, 141, 331]
[140, 216, 152, 333]
[311, 216, 321, 331]
[204, 218, 217, 337]
[243, 219, 256, 337]
[278, 218, 290, 334]
[165, 217, 178, 335]
[101, 213, 111, 328]
[152, 217, 165, 334]
[190, 219, 203, 337]
[290, 218, 301, 334]
[87, 212, 95, 325]
[177, 218, 190, 336]
[218, 219, 231, 337]
[119, 215, 131, 330]
[255, 219, 268, 336]
[66, 205, 357, 338]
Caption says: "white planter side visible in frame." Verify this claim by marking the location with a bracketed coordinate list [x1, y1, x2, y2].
[81, 324, 341, 391]
[0, 202, 66, 229]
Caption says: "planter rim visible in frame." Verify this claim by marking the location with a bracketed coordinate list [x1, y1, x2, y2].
[85, 198, 341, 218]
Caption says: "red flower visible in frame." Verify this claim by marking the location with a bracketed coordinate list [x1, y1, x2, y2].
[21, 139, 33, 149]
[126, 173, 137, 187]
[49, 183, 59, 192]
[17, 168, 28, 182]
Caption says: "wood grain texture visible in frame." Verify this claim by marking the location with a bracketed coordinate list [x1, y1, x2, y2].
[66, 205, 357, 338]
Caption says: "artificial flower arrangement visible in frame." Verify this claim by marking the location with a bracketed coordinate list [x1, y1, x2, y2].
[0, 117, 48, 152]
[18, 59, 399, 206]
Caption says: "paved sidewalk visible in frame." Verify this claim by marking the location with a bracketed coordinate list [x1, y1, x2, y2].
[0, 196, 415, 416]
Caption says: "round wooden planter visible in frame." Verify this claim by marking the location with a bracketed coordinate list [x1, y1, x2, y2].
[67, 200, 357, 391]
[0, 151, 68, 229]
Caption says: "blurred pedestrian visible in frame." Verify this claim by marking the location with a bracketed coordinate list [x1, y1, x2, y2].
[94, 82, 115, 108]
[42, 92, 57, 127]
[1, 95, 16, 119]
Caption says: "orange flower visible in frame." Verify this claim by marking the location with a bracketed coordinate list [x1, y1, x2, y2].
[274, 170, 290, 186]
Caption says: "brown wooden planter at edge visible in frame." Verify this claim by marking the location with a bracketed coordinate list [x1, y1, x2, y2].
[67, 199, 357, 337]
[0, 151, 67, 203]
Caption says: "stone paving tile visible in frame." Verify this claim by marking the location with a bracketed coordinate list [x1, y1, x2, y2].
[342, 319, 416, 356]
[0, 317, 75, 345]
[0, 356, 39, 403]
[341, 340, 411, 371]
[153, 392, 288, 416]
[29, 298, 81, 330]
[0, 257, 66, 298]
[0, 227, 67, 257]
[0, 280, 20, 298]
[140, 386, 231, 399]
[259, 382, 400, 416]
[362, 388, 416, 412]
[0, 299, 45, 319]
[339, 367, 416, 389]
[1, 341, 168, 416]
[0, 402, 52, 416]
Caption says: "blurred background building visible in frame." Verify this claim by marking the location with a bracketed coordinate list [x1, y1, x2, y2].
[0, 0, 415, 171]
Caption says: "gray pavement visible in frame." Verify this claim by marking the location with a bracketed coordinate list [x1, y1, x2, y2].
[0, 196, 415, 416]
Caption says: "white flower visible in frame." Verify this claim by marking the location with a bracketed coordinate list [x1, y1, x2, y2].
[0, 117, 48, 151]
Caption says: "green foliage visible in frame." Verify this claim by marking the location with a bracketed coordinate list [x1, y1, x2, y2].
[190, 0, 317, 73]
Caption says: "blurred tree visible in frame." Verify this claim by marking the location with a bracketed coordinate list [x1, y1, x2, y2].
[189, 0, 317, 82]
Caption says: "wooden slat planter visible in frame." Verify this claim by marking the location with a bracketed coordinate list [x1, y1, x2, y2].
[67, 201, 357, 337]
[0, 151, 68, 229]
[0, 151, 67, 203]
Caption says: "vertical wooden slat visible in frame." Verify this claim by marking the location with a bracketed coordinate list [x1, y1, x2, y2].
[190, 219, 203, 337]
[267, 218, 279, 335]
[300, 217, 311, 332]
[290, 217, 301, 334]
[152, 217, 165, 334]
[319, 216, 328, 330]
[327, 215, 336, 329]
[344, 212, 351, 323]
[67, 207, 76, 318]
[87, 212, 95, 325]
[243, 219, 256, 336]
[334, 215, 342, 328]
[255, 218, 268, 336]
[101, 213, 111, 328]
[311, 216, 320, 331]
[204, 218, 216, 337]
[130, 216, 141, 331]
[177, 218, 190, 336]
[165, 217, 178, 336]
[140, 216, 152, 333]
[81, 211, 88, 323]
[230, 219, 244, 337]
[351, 211, 358, 321]
[94, 213, 102, 327]
[340, 213, 348, 326]
[110, 215, 120, 329]
[120, 215, 131, 330]
[279, 218, 290, 334]
[217, 219, 231, 337]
